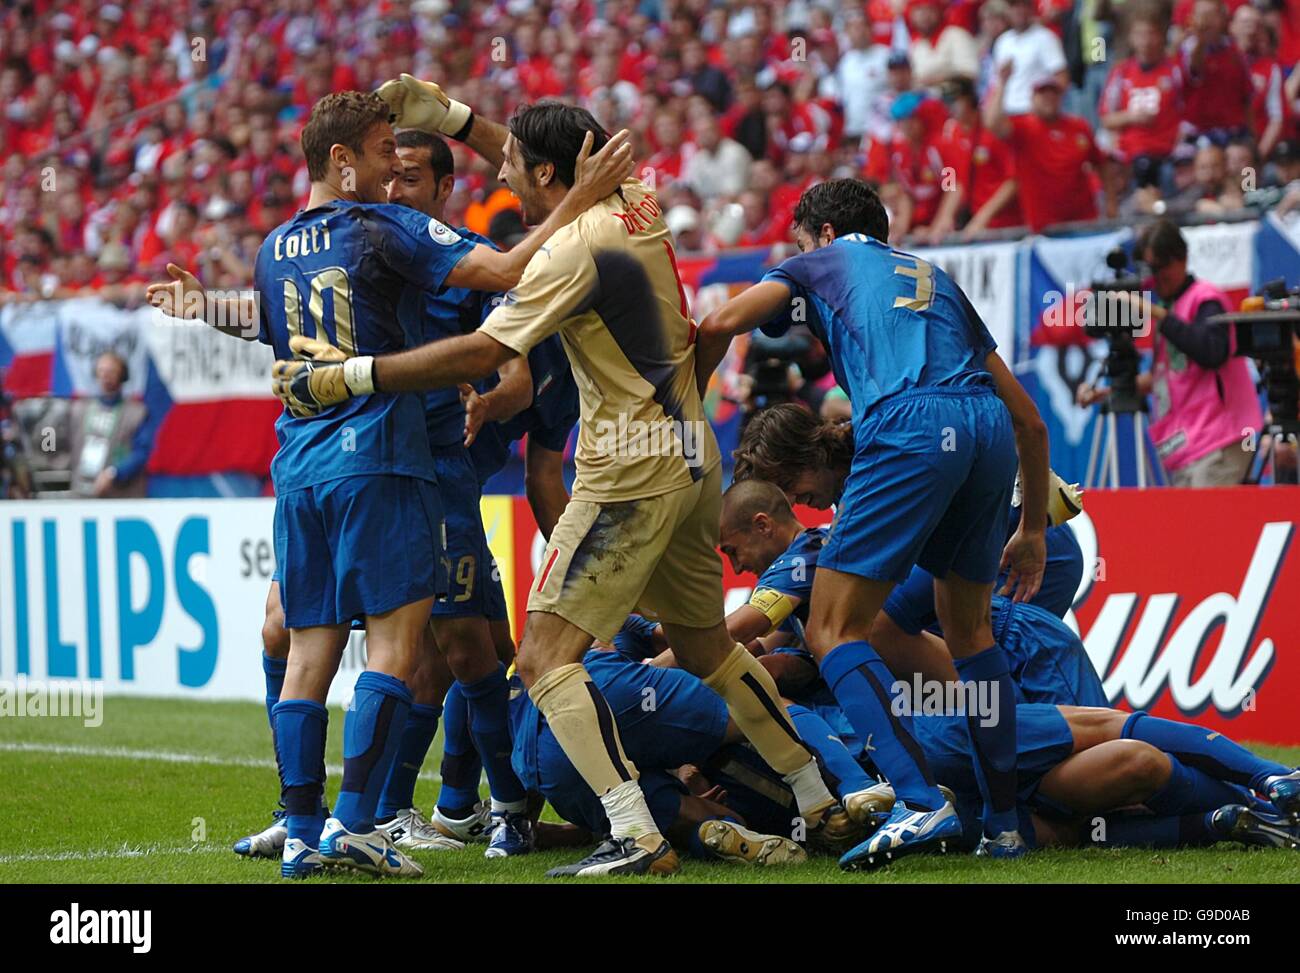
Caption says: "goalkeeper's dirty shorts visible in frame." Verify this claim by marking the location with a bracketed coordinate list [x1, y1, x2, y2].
[526, 462, 725, 641]
[821, 384, 1016, 585]
[274, 473, 447, 628]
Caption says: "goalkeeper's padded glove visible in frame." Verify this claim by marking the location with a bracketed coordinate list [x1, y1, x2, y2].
[271, 353, 375, 418]
[375, 74, 473, 140]
[1012, 468, 1084, 527]
[288, 333, 347, 363]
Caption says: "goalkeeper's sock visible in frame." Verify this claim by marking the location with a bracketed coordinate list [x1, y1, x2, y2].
[820, 640, 945, 811]
[273, 699, 328, 846]
[376, 702, 441, 820]
[436, 681, 482, 817]
[954, 646, 1020, 837]
[787, 703, 875, 799]
[1123, 711, 1291, 791]
[461, 665, 527, 810]
[332, 671, 411, 835]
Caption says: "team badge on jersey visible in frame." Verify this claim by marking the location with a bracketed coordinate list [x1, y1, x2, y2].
[428, 219, 463, 246]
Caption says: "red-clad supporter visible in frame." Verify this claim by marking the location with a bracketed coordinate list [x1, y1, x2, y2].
[932, 77, 1022, 241]
[865, 91, 949, 241]
[1230, 2, 1288, 160]
[1100, 8, 1185, 174]
[989, 66, 1107, 230]
[1179, 0, 1255, 139]
[907, 0, 981, 85]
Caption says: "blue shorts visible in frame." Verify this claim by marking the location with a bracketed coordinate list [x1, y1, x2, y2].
[821, 385, 1016, 584]
[1000, 602, 1109, 708]
[915, 702, 1075, 846]
[429, 446, 507, 621]
[274, 474, 446, 629]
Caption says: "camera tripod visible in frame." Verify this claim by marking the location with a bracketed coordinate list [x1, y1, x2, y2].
[1085, 399, 1160, 489]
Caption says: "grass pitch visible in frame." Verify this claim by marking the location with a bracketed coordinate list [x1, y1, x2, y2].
[2, 696, 1298, 884]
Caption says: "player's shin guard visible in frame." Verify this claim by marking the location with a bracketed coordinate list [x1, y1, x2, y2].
[787, 704, 876, 799]
[1123, 712, 1291, 792]
[436, 681, 482, 815]
[530, 664, 657, 839]
[332, 671, 412, 835]
[820, 640, 944, 810]
[377, 702, 442, 820]
[703, 645, 835, 816]
[273, 699, 328, 846]
[1145, 753, 1259, 816]
[461, 665, 527, 811]
[953, 646, 1019, 837]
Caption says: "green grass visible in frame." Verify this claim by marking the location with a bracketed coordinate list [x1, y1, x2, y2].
[2, 697, 1298, 884]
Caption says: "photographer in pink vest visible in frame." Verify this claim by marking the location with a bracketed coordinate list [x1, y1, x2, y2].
[1079, 220, 1263, 486]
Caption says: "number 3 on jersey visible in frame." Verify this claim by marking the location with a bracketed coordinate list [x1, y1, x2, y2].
[283, 266, 357, 357]
[891, 251, 935, 312]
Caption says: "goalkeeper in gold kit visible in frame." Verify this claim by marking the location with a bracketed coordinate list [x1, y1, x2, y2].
[272, 77, 859, 876]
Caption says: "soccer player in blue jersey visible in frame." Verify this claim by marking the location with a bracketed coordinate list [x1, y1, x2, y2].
[181, 90, 630, 879]
[697, 178, 1052, 867]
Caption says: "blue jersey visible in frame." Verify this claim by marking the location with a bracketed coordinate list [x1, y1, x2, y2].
[469, 334, 579, 485]
[417, 227, 500, 448]
[255, 201, 474, 492]
[752, 527, 828, 643]
[759, 234, 997, 435]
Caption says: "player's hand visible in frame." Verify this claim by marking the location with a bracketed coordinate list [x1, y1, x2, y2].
[570, 128, 634, 207]
[145, 263, 204, 319]
[1076, 383, 1110, 407]
[998, 526, 1046, 604]
[376, 73, 471, 137]
[460, 383, 487, 446]
[272, 359, 351, 418]
[288, 333, 347, 363]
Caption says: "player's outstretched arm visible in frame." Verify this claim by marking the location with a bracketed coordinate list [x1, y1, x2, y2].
[145, 263, 259, 340]
[377, 74, 508, 169]
[694, 280, 794, 397]
[986, 350, 1050, 603]
[443, 129, 633, 294]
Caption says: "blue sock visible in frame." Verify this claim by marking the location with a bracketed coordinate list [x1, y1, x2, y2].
[953, 646, 1020, 837]
[273, 699, 328, 846]
[1092, 811, 1220, 848]
[788, 704, 875, 799]
[689, 816, 742, 860]
[436, 681, 482, 815]
[332, 671, 412, 834]
[460, 665, 526, 806]
[1145, 753, 1257, 816]
[819, 641, 943, 810]
[376, 702, 442, 820]
[263, 654, 287, 729]
[1123, 711, 1290, 792]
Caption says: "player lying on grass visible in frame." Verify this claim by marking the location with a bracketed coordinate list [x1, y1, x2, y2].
[715, 480, 1300, 853]
[273, 79, 856, 877]
[696, 178, 1051, 868]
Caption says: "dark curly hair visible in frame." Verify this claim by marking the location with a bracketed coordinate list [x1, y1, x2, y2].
[732, 403, 854, 491]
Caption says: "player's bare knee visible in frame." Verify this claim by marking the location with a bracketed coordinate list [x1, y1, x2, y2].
[1113, 740, 1169, 802]
[262, 586, 289, 659]
[1061, 706, 1128, 752]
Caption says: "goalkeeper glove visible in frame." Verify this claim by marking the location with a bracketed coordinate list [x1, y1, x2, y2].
[1013, 468, 1084, 527]
[375, 74, 473, 140]
[271, 335, 375, 417]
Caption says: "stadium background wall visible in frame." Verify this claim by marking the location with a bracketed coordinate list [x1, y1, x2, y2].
[0, 489, 1296, 744]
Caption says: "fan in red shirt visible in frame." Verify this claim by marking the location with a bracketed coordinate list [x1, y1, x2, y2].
[931, 77, 1021, 242]
[1099, 9, 1184, 177]
[1230, 2, 1288, 160]
[863, 91, 949, 241]
[1179, 0, 1254, 140]
[988, 67, 1106, 231]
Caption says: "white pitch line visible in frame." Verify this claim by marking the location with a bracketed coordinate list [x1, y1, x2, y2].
[0, 843, 229, 865]
[0, 741, 442, 782]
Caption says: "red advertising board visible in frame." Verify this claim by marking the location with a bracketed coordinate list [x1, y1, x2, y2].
[502, 487, 1299, 746]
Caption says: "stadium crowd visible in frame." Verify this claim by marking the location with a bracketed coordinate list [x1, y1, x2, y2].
[3, 0, 1300, 302]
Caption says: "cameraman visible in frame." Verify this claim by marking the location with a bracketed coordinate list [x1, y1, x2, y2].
[1078, 220, 1263, 486]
